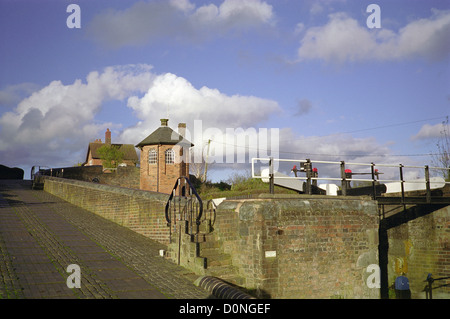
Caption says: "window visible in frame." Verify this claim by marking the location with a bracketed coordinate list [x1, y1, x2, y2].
[165, 149, 174, 164]
[148, 149, 157, 164]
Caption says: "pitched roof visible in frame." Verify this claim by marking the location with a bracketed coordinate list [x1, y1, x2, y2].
[135, 126, 193, 148]
[87, 143, 138, 162]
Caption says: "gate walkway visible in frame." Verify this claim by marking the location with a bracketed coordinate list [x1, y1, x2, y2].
[0, 180, 210, 299]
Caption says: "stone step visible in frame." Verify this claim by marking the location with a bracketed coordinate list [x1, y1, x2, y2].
[205, 264, 235, 276]
[201, 239, 221, 249]
[166, 222, 244, 288]
[205, 253, 232, 267]
[201, 245, 230, 256]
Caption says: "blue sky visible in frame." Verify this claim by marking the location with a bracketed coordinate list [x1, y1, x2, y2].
[0, 0, 449, 181]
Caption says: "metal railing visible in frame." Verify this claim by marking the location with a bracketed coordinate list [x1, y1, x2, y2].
[251, 157, 450, 201]
[165, 177, 203, 236]
[423, 273, 450, 299]
[165, 177, 216, 237]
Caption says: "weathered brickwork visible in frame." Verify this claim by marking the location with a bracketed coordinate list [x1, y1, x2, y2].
[43, 166, 140, 189]
[211, 195, 380, 299]
[40, 176, 448, 299]
[387, 206, 450, 299]
[140, 144, 189, 194]
[43, 176, 170, 244]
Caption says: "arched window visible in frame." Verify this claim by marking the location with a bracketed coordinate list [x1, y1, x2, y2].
[165, 149, 174, 164]
[148, 149, 157, 164]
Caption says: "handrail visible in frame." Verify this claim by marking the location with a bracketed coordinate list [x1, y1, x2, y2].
[165, 176, 203, 228]
[423, 273, 450, 299]
[252, 157, 450, 171]
[251, 157, 450, 200]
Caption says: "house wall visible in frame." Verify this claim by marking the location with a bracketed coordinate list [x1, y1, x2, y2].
[86, 151, 102, 166]
[139, 144, 189, 194]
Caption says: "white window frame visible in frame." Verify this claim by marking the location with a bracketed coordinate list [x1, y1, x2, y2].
[165, 149, 175, 164]
[148, 149, 157, 164]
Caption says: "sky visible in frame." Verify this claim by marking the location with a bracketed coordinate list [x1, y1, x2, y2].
[0, 0, 449, 182]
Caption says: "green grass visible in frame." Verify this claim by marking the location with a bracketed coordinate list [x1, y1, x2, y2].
[197, 174, 297, 200]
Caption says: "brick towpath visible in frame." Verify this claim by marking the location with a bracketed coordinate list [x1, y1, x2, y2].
[0, 180, 210, 299]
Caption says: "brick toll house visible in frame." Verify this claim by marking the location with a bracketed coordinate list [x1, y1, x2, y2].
[136, 119, 193, 194]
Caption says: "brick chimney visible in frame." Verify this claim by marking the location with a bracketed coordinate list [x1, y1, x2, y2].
[105, 128, 111, 145]
[160, 118, 169, 127]
[178, 123, 186, 137]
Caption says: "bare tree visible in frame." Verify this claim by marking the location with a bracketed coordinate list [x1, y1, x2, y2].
[431, 117, 450, 181]
[189, 141, 213, 182]
[190, 152, 206, 181]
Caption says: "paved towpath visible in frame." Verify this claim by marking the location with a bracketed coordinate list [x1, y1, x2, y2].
[0, 180, 211, 299]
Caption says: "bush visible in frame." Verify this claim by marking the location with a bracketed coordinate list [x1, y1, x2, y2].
[195, 170, 297, 200]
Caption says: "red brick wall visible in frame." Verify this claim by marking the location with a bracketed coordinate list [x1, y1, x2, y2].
[139, 144, 189, 194]
[86, 151, 102, 166]
[212, 196, 380, 299]
[42, 166, 140, 189]
[387, 206, 450, 299]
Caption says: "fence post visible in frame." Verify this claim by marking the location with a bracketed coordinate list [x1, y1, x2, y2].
[399, 164, 405, 205]
[425, 165, 431, 204]
[269, 157, 274, 194]
[306, 158, 312, 195]
[340, 161, 346, 196]
[426, 274, 433, 299]
[371, 162, 376, 200]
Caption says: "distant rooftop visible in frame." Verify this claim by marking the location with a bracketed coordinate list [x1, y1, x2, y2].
[87, 143, 138, 162]
[135, 119, 193, 148]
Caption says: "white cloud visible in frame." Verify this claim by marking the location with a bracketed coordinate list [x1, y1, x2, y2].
[121, 72, 280, 145]
[0, 64, 280, 171]
[0, 63, 413, 181]
[87, 0, 275, 48]
[412, 122, 448, 140]
[0, 83, 41, 109]
[297, 9, 450, 63]
[278, 129, 392, 161]
[245, 127, 419, 182]
[0, 64, 154, 167]
[310, 3, 324, 16]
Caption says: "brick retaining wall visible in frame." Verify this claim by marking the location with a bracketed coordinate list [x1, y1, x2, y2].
[387, 205, 450, 299]
[212, 194, 380, 299]
[41, 177, 448, 298]
[42, 166, 140, 189]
